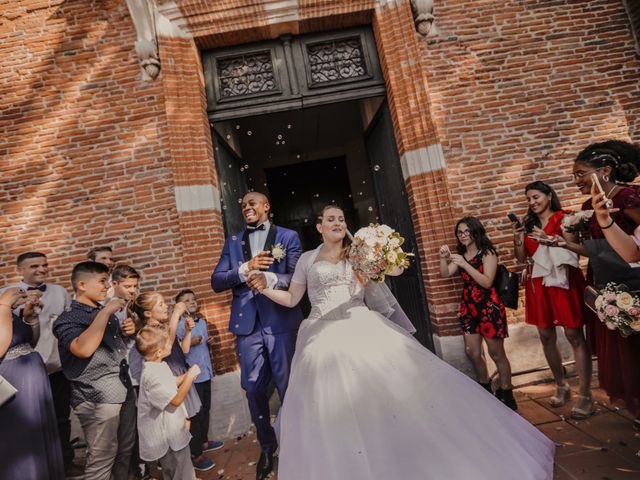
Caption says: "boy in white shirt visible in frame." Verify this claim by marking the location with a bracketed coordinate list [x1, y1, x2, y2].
[136, 325, 200, 480]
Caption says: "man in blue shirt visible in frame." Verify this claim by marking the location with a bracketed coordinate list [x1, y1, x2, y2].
[176, 289, 224, 467]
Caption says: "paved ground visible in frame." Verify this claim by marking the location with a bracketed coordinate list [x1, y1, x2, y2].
[188, 376, 640, 480]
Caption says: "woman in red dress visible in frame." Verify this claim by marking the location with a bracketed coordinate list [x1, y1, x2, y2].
[512, 181, 592, 419]
[561, 140, 640, 420]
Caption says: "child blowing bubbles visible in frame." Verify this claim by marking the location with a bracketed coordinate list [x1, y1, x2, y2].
[136, 325, 199, 480]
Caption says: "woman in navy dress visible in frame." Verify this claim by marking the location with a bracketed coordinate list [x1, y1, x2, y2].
[0, 288, 64, 480]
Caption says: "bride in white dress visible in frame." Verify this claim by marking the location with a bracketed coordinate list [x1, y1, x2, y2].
[254, 206, 555, 480]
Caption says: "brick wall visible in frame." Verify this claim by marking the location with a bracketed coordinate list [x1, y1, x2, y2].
[0, 0, 235, 372]
[419, 0, 640, 334]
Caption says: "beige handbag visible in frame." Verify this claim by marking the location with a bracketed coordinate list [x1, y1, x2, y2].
[0, 374, 17, 407]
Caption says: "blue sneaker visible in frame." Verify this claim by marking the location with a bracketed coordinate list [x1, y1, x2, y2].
[202, 440, 224, 452]
[192, 455, 215, 471]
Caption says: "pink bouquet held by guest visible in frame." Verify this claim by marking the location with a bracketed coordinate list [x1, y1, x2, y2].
[348, 223, 412, 283]
[594, 283, 640, 337]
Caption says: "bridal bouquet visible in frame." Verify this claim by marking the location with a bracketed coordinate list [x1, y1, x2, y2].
[561, 210, 593, 235]
[349, 224, 411, 283]
[594, 283, 640, 337]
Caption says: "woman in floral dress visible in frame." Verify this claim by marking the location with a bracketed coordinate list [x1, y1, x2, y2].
[439, 216, 516, 410]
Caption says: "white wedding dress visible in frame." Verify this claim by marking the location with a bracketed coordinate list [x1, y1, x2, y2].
[277, 248, 555, 480]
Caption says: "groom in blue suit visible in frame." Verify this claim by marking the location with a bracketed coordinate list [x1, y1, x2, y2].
[212, 191, 303, 480]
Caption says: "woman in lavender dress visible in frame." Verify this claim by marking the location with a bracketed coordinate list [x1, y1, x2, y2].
[0, 288, 64, 480]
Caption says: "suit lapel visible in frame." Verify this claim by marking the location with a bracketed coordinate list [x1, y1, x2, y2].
[241, 229, 251, 262]
[263, 224, 277, 252]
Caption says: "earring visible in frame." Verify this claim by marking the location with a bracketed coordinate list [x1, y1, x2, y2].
[603, 175, 609, 182]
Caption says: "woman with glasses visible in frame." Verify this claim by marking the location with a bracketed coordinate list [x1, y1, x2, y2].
[560, 140, 640, 420]
[511, 181, 592, 419]
[439, 216, 517, 410]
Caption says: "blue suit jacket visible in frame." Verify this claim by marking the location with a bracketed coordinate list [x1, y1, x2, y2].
[211, 224, 304, 335]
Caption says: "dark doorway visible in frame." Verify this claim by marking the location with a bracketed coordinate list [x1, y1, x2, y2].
[266, 156, 357, 250]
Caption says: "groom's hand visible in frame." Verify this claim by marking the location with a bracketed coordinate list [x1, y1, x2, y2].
[247, 271, 268, 292]
[248, 251, 274, 271]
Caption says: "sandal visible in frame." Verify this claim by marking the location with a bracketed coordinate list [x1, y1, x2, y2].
[549, 383, 571, 408]
[570, 394, 594, 420]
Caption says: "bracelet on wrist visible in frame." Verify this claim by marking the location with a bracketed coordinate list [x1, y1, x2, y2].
[600, 218, 615, 230]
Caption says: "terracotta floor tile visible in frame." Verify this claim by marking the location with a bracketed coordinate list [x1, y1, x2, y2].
[518, 399, 562, 425]
[538, 420, 604, 457]
[554, 449, 640, 480]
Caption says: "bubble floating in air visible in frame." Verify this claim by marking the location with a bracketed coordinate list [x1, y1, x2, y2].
[244, 164, 249, 169]
[277, 134, 283, 140]
[247, 130, 253, 136]
[287, 124, 292, 129]
[296, 154, 301, 159]
[226, 134, 231, 140]
[235, 125, 240, 130]
[237, 198, 242, 203]
[368, 206, 373, 212]
[373, 165, 381, 172]
[240, 168, 245, 172]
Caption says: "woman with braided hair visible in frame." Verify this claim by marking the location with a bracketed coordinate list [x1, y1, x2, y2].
[560, 140, 640, 419]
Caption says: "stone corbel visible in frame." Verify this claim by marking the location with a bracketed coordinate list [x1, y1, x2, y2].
[410, 0, 439, 38]
[126, 0, 161, 80]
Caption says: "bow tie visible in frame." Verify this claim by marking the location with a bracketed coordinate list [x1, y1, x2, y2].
[27, 284, 46, 292]
[246, 223, 266, 232]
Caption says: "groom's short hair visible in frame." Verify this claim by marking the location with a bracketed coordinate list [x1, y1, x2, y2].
[242, 191, 269, 203]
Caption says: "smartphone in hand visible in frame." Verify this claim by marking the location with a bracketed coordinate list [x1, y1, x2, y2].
[591, 173, 605, 195]
[591, 173, 613, 208]
[507, 213, 522, 229]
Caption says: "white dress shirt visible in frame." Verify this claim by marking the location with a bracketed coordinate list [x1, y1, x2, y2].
[2, 281, 71, 374]
[237, 220, 278, 289]
[138, 361, 191, 461]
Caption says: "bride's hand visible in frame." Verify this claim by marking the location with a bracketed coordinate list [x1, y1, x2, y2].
[247, 271, 268, 292]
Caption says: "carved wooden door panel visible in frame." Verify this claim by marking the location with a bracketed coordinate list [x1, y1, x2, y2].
[212, 131, 248, 236]
[365, 101, 434, 350]
[202, 28, 386, 120]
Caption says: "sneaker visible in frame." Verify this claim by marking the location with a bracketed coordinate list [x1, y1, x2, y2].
[202, 440, 224, 452]
[192, 455, 215, 472]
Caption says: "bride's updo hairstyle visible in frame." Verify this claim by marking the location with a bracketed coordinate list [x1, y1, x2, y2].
[317, 204, 352, 260]
[575, 140, 640, 183]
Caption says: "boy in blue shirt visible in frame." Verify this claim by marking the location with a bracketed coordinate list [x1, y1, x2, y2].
[176, 289, 224, 469]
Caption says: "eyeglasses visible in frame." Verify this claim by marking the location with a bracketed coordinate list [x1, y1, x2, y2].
[456, 230, 471, 238]
[572, 168, 601, 180]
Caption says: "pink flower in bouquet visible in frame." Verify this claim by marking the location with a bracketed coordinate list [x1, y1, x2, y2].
[604, 292, 617, 302]
[604, 304, 619, 316]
